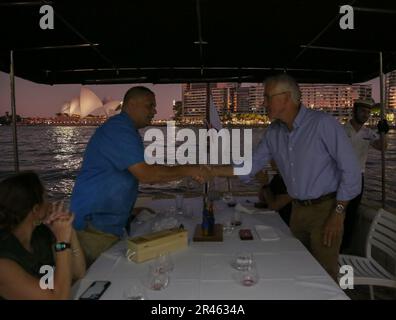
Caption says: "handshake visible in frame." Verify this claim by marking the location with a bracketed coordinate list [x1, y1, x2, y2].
[187, 165, 232, 184]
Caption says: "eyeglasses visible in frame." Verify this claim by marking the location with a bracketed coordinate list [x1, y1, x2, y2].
[264, 91, 289, 103]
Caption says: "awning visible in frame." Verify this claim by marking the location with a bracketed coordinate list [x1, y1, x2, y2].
[1, 0, 395, 84]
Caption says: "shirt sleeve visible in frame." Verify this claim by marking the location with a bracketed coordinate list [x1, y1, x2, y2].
[320, 116, 362, 201]
[98, 124, 145, 171]
[368, 128, 380, 143]
[236, 129, 273, 183]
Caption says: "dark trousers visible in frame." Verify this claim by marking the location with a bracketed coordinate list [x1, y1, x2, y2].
[340, 174, 364, 253]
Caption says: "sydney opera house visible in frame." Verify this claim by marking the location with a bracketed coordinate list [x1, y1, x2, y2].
[59, 87, 121, 118]
[19, 87, 122, 126]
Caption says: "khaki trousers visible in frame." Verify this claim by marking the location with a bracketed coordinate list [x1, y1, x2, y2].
[76, 226, 120, 267]
[290, 198, 342, 281]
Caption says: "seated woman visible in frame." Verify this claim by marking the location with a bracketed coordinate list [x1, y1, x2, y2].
[0, 172, 86, 299]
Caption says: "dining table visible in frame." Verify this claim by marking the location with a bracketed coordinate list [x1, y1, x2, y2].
[71, 196, 349, 300]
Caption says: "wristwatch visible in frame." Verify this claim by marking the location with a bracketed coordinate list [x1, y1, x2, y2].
[54, 242, 71, 252]
[335, 204, 346, 215]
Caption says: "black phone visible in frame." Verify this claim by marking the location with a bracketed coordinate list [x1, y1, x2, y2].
[79, 281, 111, 300]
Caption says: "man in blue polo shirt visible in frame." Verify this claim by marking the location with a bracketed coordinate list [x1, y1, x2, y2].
[71, 86, 209, 264]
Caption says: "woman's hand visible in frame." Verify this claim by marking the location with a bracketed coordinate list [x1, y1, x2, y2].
[43, 201, 74, 243]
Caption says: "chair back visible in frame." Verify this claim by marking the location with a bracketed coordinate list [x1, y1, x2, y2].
[366, 209, 396, 265]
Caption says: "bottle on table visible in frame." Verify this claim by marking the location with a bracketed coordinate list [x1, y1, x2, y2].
[202, 194, 215, 236]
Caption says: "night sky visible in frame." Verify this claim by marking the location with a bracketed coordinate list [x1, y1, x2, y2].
[0, 71, 379, 119]
[0, 71, 181, 119]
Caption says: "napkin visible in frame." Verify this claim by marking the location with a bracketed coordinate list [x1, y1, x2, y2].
[235, 203, 258, 214]
[254, 225, 280, 241]
[235, 203, 276, 215]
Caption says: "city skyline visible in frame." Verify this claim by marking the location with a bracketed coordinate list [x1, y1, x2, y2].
[0, 71, 381, 119]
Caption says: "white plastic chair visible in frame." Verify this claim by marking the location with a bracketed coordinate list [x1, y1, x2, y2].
[338, 208, 396, 299]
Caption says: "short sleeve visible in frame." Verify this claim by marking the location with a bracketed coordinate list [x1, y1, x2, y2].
[368, 128, 380, 142]
[98, 123, 145, 171]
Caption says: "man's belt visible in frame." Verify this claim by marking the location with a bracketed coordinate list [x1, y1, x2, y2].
[293, 192, 337, 206]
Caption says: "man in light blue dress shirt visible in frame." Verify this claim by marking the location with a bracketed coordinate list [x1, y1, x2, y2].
[211, 74, 361, 280]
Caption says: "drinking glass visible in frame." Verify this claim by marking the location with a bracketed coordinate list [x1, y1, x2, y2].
[231, 252, 254, 271]
[223, 220, 235, 235]
[175, 194, 184, 215]
[234, 264, 259, 287]
[147, 264, 170, 291]
[153, 252, 174, 273]
[222, 192, 236, 207]
[123, 281, 147, 300]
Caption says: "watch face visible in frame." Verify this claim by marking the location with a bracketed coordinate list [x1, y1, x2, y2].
[55, 242, 70, 251]
[55, 243, 65, 250]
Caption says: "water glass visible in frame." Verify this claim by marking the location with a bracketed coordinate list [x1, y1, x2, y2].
[231, 252, 254, 271]
[234, 264, 259, 287]
[232, 209, 242, 226]
[147, 264, 170, 291]
[165, 206, 177, 218]
[222, 192, 236, 207]
[154, 252, 174, 273]
[124, 281, 147, 300]
[223, 220, 235, 235]
[175, 194, 184, 215]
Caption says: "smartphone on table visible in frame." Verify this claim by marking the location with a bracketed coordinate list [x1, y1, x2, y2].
[79, 281, 111, 300]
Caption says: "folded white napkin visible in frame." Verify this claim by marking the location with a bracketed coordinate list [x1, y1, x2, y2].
[254, 225, 280, 241]
[235, 203, 275, 215]
[235, 203, 258, 214]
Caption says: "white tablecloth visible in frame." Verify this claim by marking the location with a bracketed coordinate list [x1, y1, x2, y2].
[72, 196, 349, 300]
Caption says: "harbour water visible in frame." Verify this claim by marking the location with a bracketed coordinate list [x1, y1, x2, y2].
[0, 125, 395, 209]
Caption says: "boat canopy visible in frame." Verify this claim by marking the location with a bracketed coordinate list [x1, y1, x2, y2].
[0, 0, 395, 85]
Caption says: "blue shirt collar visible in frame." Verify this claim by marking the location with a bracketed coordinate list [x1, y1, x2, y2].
[278, 104, 307, 131]
[292, 104, 307, 129]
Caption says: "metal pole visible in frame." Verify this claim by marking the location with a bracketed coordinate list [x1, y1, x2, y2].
[379, 52, 386, 208]
[204, 83, 210, 196]
[10, 50, 20, 173]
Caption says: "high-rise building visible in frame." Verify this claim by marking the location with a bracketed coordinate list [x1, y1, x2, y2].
[182, 83, 251, 121]
[386, 70, 396, 109]
[300, 84, 372, 110]
[180, 82, 373, 122]
[248, 84, 265, 114]
[234, 87, 250, 113]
